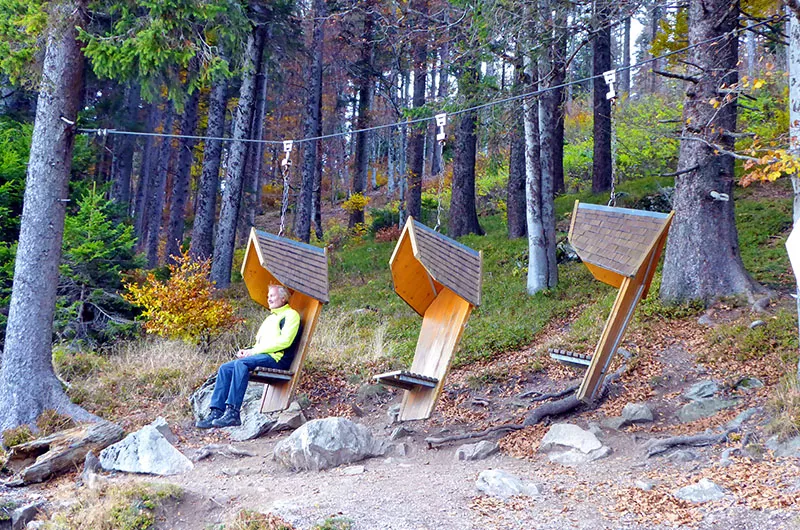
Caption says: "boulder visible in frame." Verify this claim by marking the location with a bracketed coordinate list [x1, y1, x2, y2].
[683, 381, 718, 401]
[621, 403, 653, 424]
[677, 398, 739, 423]
[539, 424, 603, 453]
[734, 377, 764, 390]
[476, 470, 542, 499]
[456, 441, 499, 461]
[766, 436, 800, 458]
[151, 417, 178, 444]
[99, 419, 193, 476]
[271, 402, 307, 432]
[273, 417, 386, 471]
[674, 478, 726, 503]
[190, 375, 276, 441]
[748, 320, 766, 329]
[548, 445, 611, 465]
[11, 501, 44, 530]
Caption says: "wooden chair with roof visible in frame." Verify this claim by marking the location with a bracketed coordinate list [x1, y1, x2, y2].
[240, 227, 329, 413]
[549, 201, 674, 402]
[374, 217, 483, 421]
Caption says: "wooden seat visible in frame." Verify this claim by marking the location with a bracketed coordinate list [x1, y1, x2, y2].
[241, 228, 329, 413]
[375, 370, 439, 391]
[548, 348, 593, 368]
[250, 367, 294, 383]
[374, 217, 482, 421]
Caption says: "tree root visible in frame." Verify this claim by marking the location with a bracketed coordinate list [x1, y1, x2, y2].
[425, 362, 628, 447]
[518, 383, 580, 402]
[646, 429, 735, 457]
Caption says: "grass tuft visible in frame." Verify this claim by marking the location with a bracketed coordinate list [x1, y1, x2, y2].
[767, 375, 800, 441]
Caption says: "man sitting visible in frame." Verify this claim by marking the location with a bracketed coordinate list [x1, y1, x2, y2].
[197, 284, 300, 428]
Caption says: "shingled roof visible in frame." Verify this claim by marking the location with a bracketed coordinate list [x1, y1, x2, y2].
[390, 218, 482, 312]
[243, 228, 329, 303]
[568, 203, 671, 278]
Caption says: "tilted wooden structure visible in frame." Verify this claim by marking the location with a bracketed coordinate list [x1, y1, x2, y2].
[241, 227, 329, 412]
[560, 202, 673, 402]
[375, 217, 483, 421]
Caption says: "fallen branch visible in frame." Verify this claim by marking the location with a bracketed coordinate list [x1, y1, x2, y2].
[653, 69, 700, 83]
[194, 444, 255, 462]
[426, 360, 628, 447]
[646, 429, 734, 457]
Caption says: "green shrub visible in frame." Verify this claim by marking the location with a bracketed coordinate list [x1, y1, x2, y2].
[52, 346, 108, 380]
[2, 425, 33, 448]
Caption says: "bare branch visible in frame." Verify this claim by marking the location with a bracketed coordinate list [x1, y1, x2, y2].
[653, 69, 700, 83]
[662, 165, 700, 177]
[678, 136, 759, 161]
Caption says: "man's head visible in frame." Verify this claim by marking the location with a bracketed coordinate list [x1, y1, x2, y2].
[267, 284, 291, 309]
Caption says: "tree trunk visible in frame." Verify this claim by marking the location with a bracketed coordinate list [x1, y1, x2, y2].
[449, 106, 484, 237]
[551, 5, 567, 194]
[241, 52, 270, 244]
[0, 0, 98, 431]
[296, 0, 325, 241]
[133, 104, 160, 243]
[660, 0, 763, 303]
[406, 0, 427, 221]
[211, 28, 264, 288]
[165, 89, 200, 262]
[431, 33, 449, 177]
[621, 17, 631, 96]
[592, 0, 612, 193]
[110, 82, 140, 215]
[785, 5, 800, 380]
[507, 101, 527, 239]
[349, 4, 375, 229]
[190, 79, 227, 261]
[145, 103, 175, 268]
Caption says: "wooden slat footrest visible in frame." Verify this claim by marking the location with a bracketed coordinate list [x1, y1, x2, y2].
[250, 367, 294, 384]
[374, 370, 439, 391]
[548, 348, 593, 367]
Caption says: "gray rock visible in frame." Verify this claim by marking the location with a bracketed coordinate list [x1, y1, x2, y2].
[271, 402, 307, 432]
[190, 375, 276, 441]
[386, 442, 409, 457]
[273, 417, 386, 471]
[683, 381, 719, 401]
[387, 404, 401, 423]
[548, 445, 611, 465]
[677, 398, 739, 423]
[697, 314, 715, 327]
[734, 377, 764, 390]
[634, 480, 655, 491]
[11, 501, 44, 530]
[748, 320, 766, 329]
[720, 448, 738, 467]
[674, 478, 726, 503]
[357, 384, 387, 400]
[456, 441, 499, 461]
[99, 420, 193, 476]
[539, 424, 603, 454]
[601, 417, 628, 431]
[151, 417, 178, 444]
[668, 449, 697, 463]
[726, 407, 760, 430]
[622, 403, 654, 424]
[342, 465, 365, 475]
[476, 470, 541, 499]
[390, 426, 413, 441]
[587, 422, 604, 436]
[766, 436, 800, 458]
[752, 297, 770, 313]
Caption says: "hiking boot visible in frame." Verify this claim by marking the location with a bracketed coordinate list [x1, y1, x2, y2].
[195, 407, 224, 429]
[211, 406, 241, 428]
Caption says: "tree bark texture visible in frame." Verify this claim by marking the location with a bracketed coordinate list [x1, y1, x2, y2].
[621, 17, 631, 96]
[660, 0, 762, 303]
[190, 79, 227, 261]
[0, 0, 98, 431]
[296, 0, 326, 241]
[551, 5, 568, 195]
[241, 53, 270, 244]
[591, 0, 612, 193]
[211, 27, 264, 288]
[133, 104, 161, 243]
[405, 0, 428, 221]
[507, 107, 527, 239]
[431, 34, 449, 177]
[165, 89, 200, 263]
[110, 82, 141, 214]
[145, 103, 175, 268]
[349, 35, 374, 228]
[449, 107, 484, 237]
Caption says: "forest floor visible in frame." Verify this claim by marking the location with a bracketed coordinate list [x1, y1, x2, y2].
[12, 297, 800, 530]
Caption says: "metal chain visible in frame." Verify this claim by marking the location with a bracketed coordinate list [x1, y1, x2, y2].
[278, 163, 290, 237]
[434, 149, 445, 232]
[607, 92, 618, 207]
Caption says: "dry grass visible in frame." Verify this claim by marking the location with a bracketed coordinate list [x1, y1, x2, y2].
[69, 338, 229, 428]
[45, 480, 182, 530]
[308, 307, 396, 370]
[767, 375, 800, 441]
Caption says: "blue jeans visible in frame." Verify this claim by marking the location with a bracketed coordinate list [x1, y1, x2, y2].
[209, 354, 289, 411]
